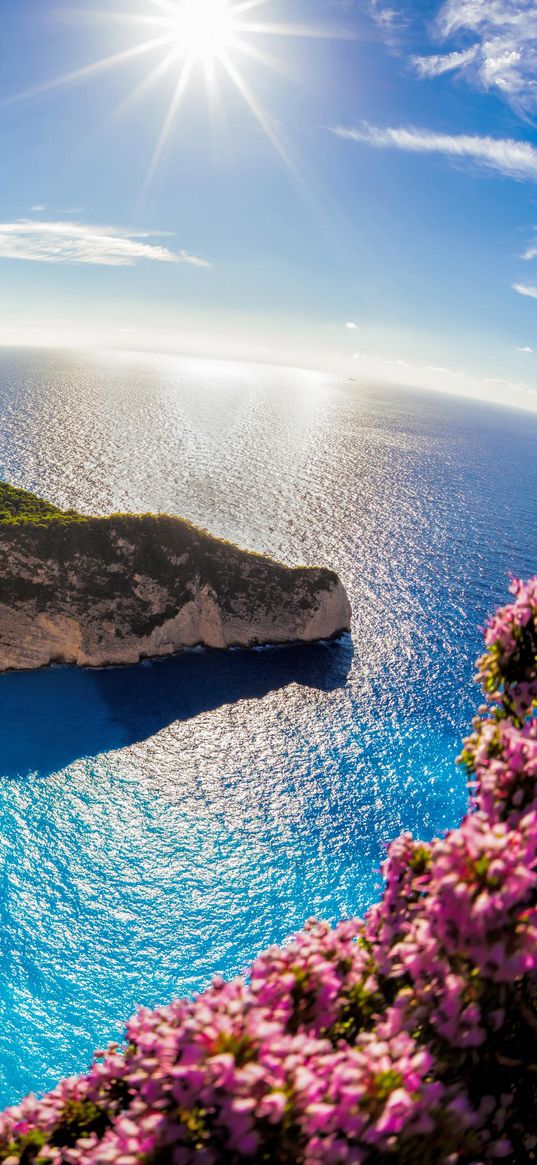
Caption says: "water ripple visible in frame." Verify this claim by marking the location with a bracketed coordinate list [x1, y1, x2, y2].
[0, 349, 535, 1103]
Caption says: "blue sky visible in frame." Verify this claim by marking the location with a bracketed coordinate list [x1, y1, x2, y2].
[2, 0, 537, 406]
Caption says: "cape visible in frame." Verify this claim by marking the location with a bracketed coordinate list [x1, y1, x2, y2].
[0, 482, 352, 671]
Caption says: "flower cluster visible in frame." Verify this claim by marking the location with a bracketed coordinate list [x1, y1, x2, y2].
[466, 719, 537, 825]
[477, 576, 537, 720]
[1, 578, 536, 1164]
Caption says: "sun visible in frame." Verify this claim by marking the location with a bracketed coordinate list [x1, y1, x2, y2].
[4, 0, 348, 192]
[165, 0, 239, 66]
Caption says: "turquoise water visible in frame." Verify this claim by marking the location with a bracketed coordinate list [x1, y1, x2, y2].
[0, 348, 536, 1104]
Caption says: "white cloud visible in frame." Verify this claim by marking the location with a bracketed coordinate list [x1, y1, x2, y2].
[331, 345, 537, 411]
[513, 283, 537, 299]
[369, 2, 405, 32]
[518, 345, 534, 351]
[521, 233, 537, 261]
[345, 320, 358, 329]
[412, 46, 478, 77]
[426, 363, 458, 373]
[331, 123, 537, 181]
[0, 221, 210, 268]
[416, 0, 537, 109]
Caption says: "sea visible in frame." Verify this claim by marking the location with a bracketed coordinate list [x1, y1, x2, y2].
[0, 346, 535, 1106]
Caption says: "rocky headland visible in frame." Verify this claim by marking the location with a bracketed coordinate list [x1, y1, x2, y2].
[0, 482, 352, 672]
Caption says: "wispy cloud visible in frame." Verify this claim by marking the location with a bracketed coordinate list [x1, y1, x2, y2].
[367, 0, 411, 43]
[0, 221, 211, 268]
[369, 2, 404, 31]
[518, 345, 534, 352]
[415, 0, 537, 109]
[331, 123, 537, 181]
[345, 320, 358, 329]
[521, 234, 537, 261]
[338, 346, 537, 412]
[513, 283, 537, 299]
[412, 46, 478, 77]
[511, 231, 537, 295]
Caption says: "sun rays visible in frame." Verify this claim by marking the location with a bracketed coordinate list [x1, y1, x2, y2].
[104, 0, 344, 188]
[2, 1, 349, 195]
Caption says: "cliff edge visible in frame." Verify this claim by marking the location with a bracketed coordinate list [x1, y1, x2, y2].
[0, 482, 352, 672]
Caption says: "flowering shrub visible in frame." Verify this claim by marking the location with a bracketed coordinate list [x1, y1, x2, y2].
[1, 577, 537, 1164]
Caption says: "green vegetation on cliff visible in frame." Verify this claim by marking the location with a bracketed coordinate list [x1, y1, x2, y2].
[0, 482, 81, 526]
[0, 481, 346, 659]
[0, 482, 337, 592]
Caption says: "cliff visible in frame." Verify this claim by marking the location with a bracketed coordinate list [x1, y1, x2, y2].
[0, 482, 352, 672]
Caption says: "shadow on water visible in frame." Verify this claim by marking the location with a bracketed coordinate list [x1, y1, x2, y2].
[0, 636, 354, 779]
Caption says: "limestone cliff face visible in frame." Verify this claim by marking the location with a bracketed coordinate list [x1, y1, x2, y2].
[0, 500, 351, 672]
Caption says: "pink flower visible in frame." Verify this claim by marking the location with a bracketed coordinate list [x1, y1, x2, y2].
[2, 577, 537, 1164]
